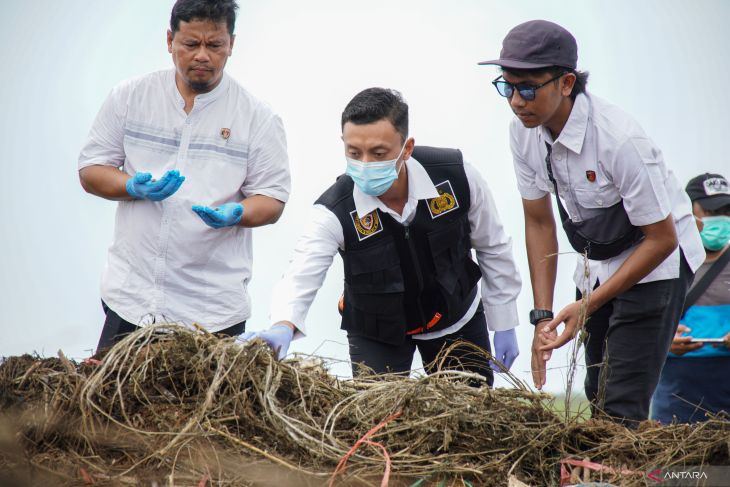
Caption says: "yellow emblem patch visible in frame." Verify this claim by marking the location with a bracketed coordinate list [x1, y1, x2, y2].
[427, 180, 459, 218]
[350, 209, 383, 241]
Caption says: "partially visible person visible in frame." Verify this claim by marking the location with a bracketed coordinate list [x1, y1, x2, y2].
[78, 0, 290, 354]
[651, 173, 730, 423]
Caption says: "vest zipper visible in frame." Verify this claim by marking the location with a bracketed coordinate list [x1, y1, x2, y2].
[403, 224, 426, 324]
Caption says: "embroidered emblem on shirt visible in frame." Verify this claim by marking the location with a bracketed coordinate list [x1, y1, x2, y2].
[704, 177, 730, 196]
[350, 209, 383, 241]
[427, 180, 459, 219]
[586, 170, 596, 183]
[220, 128, 231, 140]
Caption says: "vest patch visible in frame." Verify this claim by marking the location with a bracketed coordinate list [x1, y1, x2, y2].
[427, 180, 459, 219]
[350, 209, 383, 241]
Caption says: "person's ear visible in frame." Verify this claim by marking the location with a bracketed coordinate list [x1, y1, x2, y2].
[561, 72, 576, 97]
[402, 137, 416, 161]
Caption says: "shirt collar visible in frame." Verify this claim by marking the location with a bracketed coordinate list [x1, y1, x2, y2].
[352, 156, 439, 219]
[539, 92, 590, 154]
[170, 69, 230, 109]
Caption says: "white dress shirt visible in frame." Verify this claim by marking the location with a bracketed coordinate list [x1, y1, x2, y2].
[270, 156, 521, 339]
[79, 70, 290, 331]
[510, 92, 704, 290]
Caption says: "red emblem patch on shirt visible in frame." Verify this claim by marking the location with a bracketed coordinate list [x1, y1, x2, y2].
[586, 170, 596, 182]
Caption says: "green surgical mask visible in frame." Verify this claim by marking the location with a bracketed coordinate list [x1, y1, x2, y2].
[700, 215, 730, 251]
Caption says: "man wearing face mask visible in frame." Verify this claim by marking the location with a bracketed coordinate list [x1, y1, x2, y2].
[651, 173, 730, 423]
[245, 88, 522, 382]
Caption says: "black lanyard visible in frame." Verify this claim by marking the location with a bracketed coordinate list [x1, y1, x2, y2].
[544, 142, 571, 224]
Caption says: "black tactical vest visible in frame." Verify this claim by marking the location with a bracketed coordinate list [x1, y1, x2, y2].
[315, 146, 482, 345]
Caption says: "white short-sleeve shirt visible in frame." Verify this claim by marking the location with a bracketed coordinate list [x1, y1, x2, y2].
[79, 70, 290, 331]
[510, 92, 704, 290]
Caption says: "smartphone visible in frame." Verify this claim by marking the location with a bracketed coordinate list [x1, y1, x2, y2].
[689, 338, 725, 344]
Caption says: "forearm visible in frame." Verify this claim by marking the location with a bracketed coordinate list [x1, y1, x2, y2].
[269, 205, 342, 337]
[588, 216, 678, 312]
[525, 213, 558, 311]
[239, 194, 285, 227]
[79, 165, 132, 201]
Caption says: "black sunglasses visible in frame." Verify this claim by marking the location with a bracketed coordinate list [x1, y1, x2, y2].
[492, 72, 567, 101]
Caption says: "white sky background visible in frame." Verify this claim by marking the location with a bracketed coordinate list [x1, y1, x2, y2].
[1, 0, 728, 394]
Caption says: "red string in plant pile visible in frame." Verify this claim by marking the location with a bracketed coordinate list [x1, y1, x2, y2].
[559, 457, 636, 486]
[329, 410, 402, 487]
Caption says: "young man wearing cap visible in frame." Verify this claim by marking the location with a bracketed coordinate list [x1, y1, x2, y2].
[243, 87, 522, 382]
[651, 173, 730, 423]
[480, 20, 704, 425]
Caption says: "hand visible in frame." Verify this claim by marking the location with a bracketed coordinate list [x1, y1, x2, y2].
[538, 301, 586, 353]
[237, 323, 294, 359]
[491, 328, 519, 372]
[531, 320, 556, 390]
[192, 202, 244, 229]
[710, 332, 730, 350]
[126, 170, 185, 201]
[670, 324, 704, 356]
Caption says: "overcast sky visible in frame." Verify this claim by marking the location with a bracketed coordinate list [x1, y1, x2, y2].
[1, 0, 728, 393]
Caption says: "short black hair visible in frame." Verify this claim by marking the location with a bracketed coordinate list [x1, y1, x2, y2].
[170, 0, 238, 36]
[502, 66, 589, 101]
[341, 88, 409, 142]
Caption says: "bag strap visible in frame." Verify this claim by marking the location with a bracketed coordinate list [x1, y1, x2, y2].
[682, 246, 730, 316]
[544, 142, 571, 223]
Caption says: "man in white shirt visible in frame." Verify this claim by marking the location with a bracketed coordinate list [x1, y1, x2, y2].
[247, 88, 521, 383]
[480, 20, 704, 425]
[78, 0, 290, 353]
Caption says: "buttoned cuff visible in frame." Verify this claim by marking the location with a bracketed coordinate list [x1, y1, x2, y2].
[484, 300, 520, 331]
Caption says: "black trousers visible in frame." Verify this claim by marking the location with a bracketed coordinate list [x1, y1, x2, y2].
[95, 301, 246, 355]
[581, 253, 693, 427]
[347, 304, 494, 386]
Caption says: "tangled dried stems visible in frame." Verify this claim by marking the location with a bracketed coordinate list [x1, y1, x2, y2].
[1, 325, 728, 486]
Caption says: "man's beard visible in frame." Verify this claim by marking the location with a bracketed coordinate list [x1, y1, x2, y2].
[188, 79, 212, 93]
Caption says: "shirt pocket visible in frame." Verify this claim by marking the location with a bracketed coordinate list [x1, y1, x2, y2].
[574, 183, 621, 210]
[346, 239, 405, 294]
[427, 216, 475, 296]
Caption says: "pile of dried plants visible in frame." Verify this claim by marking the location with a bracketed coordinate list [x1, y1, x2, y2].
[0, 325, 728, 486]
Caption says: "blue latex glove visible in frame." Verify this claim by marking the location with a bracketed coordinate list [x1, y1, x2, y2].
[191, 202, 243, 229]
[491, 328, 519, 372]
[237, 324, 294, 359]
[126, 170, 185, 201]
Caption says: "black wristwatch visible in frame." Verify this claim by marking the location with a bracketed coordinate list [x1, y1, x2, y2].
[529, 309, 554, 325]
